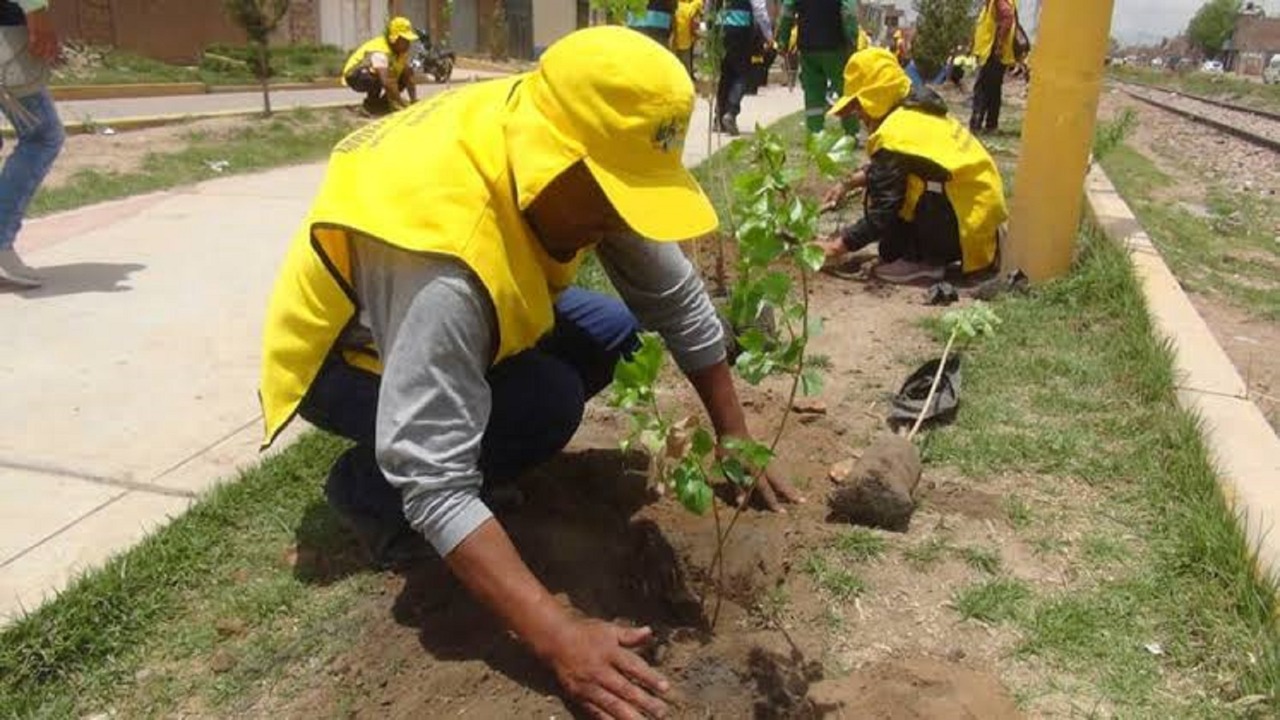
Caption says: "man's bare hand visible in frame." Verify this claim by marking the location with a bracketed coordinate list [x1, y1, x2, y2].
[26, 9, 58, 63]
[820, 182, 847, 212]
[815, 233, 846, 263]
[738, 458, 804, 513]
[545, 620, 671, 719]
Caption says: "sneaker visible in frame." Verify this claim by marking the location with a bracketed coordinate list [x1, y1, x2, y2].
[873, 259, 946, 285]
[0, 248, 41, 289]
[720, 113, 740, 136]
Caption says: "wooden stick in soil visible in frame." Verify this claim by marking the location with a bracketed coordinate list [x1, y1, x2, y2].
[907, 329, 958, 442]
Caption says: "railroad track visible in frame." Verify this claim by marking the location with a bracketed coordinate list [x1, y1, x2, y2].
[1117, 82, 1280, 154]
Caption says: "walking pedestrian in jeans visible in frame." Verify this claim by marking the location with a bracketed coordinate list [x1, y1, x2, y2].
[714, 0, 772, 136]
[0, 0, 63, 289]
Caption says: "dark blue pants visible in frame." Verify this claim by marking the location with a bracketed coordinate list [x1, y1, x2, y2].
[298, 288, 640, 525]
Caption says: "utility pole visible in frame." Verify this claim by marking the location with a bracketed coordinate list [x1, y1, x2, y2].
[1004, 0, 1116, 282]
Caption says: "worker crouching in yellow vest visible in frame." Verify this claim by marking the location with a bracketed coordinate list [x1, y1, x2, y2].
[342, 16, 419, 116]
[259, 27, 802, 717]
[817, 48, 1007, 284]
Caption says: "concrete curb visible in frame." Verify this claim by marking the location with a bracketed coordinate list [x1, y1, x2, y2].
[1, 102, 357, 138]
[1084, 165, 1280, 587]
[50, 65, 512, 102]
[51, 80, 340, 102]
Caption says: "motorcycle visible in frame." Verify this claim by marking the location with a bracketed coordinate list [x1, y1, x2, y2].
[410, 28, 455, 84]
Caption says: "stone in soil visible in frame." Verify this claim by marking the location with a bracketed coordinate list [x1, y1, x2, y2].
[791, 398, 828, 415]
[826, 435, 921, 532]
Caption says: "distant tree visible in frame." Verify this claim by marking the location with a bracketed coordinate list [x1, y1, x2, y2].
[1109, 36, 1120, 57]
[589, 0, 647, 24]
[913, 0, 975, 80]
[224, 0, 291, 116]
[1186, 0, 1241, 57]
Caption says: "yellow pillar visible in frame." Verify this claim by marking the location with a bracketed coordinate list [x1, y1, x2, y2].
[1005, 0, 1116, 282]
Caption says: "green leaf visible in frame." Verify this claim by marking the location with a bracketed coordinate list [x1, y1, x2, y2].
[613, 332, 665, 389]
[827, 135, 858, 165]
[801, 367, 824, 396]
[799, 243, 826, 272]
[719, 456, 754, 489]
[757, 271, 792, 305]
[734, 349, 774, 384]
[742, 230, 787, 266]
[673, 460, 713, 515]
[723, 436, 774, 472]
[691, 427, 715, 458]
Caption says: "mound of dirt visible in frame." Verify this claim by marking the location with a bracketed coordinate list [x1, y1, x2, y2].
[806, 658, 1023, 719]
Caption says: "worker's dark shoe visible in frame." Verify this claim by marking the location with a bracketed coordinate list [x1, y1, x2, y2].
[324, 449, 432, 571]
[0, 248, 42, 289]
[873, 259, 945, 285]
[720, 113, 740, 136]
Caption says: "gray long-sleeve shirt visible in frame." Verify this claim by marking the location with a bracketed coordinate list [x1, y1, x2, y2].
[350, 233, 725, 556]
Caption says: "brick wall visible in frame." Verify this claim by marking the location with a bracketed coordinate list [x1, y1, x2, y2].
[288, 0, 322, 45]
[51, 0, 325, 63]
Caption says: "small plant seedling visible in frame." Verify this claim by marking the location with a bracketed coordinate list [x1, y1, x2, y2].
[908, 302, 1003, 441]
[608, 128, 856, 628]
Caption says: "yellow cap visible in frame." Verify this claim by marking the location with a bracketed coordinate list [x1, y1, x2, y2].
[828, 48, 912, 120]
[505, 27, 717, 242]
[387, 16, 420, 43]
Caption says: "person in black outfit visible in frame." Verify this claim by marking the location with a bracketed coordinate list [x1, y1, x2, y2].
[713, 0, 773, 135]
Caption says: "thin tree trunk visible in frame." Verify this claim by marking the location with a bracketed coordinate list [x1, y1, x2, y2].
[258, 43, 272, 116]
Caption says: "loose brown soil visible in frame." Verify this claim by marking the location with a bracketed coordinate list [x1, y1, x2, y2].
[230, 265, 1052, 719]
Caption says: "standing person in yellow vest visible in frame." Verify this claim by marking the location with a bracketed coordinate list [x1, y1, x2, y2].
[342, 16, 419, 116]
[817, 48, 1007, 284]
[672, 0, 703, 79]
[260, 27, 800, 718]
[969, 0, 1016, 134]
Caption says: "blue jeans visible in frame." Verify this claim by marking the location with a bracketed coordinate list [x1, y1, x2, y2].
[0, 88, 64, 250]
[298, 287, 641, 526]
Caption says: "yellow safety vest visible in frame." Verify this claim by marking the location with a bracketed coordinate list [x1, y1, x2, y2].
[259, 77, 583, 447]
[869, 107, 1007, 273]
[973, 0, 1017, 65]
[857, 28, 870, 52]
[342, 36, 409, 80]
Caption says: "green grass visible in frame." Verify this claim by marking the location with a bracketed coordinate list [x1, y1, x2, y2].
[835, 528, 887, 562]
[53, 44, 348, 86]
[0, 432, 378, 717]
[921, 228, 1280, 713]
[959, 545, 1003, 574]
[953, 577, 1032, 623]
[31, 108, 363, 218]
[1004, 495, 1033, 529]
[803, 552, 867, 601]
[1108, 65, 1280, 113]
[1100, 144, 1280, 322]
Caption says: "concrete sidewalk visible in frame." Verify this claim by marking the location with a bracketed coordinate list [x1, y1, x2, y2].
[0, 85, 805, 624]
[53, 71, 506, 126]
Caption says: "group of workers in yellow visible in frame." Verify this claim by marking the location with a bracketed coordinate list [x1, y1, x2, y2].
[281, 13, 1010, 718]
